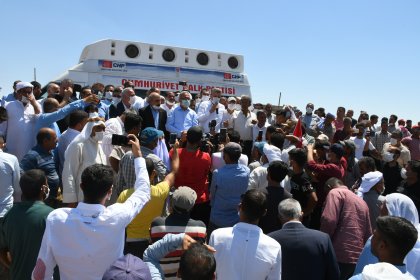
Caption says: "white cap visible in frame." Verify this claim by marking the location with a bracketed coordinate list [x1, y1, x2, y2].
[228, 97, 236, 102]
[15, 82, 33, 91]
[359, 171, 383, 194]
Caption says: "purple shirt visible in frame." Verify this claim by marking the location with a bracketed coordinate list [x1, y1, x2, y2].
[320, 187, 372, 264]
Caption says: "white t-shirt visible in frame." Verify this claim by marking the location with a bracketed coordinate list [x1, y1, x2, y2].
[350, 137, 375, 160]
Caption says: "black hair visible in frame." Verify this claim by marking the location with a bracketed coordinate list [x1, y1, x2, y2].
[179, 243, 216, 280]
[324, 177, 344, 190]
[81, 164, 114, 203]
[375, 216, 417, 260]
[223, 145, 241, 163]
[36, 129, 52, 145]
[288, 148, 307, 167]
[256, 110, 267, 118]
[358, 156, 377, 172]
[266, 126, 277, 134]
[84, 104, 98, 114]
[267, 161, 289, 183]
[0, 106, 8, 123]
[275, 109, 287, 117]
[31, 81, 41, 89]
[227, 130, 241, 143]
[104, 84, 114, 91]
[20, 169, 46, 200]
[123, 81, 134, 88]
[370, 114, 378, 120]
[124, 113, 142, 133]
[241, 189, 267, 222]
[270, 132, 285, 150]
[390, 114, 398, 122]
[187, 126, 203, 144]
[68, 110, 89, 128]
[145, 158, 155, 176]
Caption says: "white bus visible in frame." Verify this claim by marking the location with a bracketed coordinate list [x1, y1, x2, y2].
[52, 39, 252, 98]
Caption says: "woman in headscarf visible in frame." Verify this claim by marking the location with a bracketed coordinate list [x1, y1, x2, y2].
[354, 193, 420, 278]
[62, 114, 107, 206]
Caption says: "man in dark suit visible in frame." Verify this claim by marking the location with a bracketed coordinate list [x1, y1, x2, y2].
[139, 92, 168, 141]
[269, 198, 340, 280]
[109, 88, 136, 118]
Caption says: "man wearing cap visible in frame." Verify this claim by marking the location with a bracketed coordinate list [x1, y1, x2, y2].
[211, 130, 248, 171]
[116, 128, 168, 197]
[357, 171, 385, 230]
[209, 142, 250, 234]
[321, 177, 372, 279]
[117, 140, 180, 259]
[1, 82, 41, 160]
[402, 125, 420, 161]
[170, 126, 212, 225]
[150, 186, 207, 279]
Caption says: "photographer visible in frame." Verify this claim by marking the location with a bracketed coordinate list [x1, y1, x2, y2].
[169, 126, 212, 225]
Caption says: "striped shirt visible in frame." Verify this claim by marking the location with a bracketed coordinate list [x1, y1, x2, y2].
[150, 213, 206, 279]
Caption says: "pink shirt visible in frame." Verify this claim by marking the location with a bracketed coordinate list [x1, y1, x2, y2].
[402, 137, 420, 161]
[320, 187, 372, 264]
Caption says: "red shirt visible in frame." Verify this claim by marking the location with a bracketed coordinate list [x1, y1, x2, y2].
[169, 148, 211, 204]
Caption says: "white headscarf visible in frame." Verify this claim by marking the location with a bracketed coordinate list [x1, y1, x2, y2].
[359, 171, 383, 194]
[385, 193, 420, 232]
[361, 262, 415, 280]
[70, 116, 105, 145]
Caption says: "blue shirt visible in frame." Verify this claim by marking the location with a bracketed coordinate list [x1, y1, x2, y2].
[165, 106, 198, 137]
[35, 99, 86, 137]
[0, 152, 20, 217]
[20, 145, 59, 197]
[151, 106, 160, 128]
[96, 101, 109, 120]
[143, 233, 185, 280]
[3, 92, 16, 102]
[210, 164, 250, 227]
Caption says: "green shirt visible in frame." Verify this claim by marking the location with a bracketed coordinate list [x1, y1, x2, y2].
[0, 201, 53, 280]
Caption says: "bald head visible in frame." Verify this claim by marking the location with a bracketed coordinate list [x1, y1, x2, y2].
[43, 98, 60, 113]
[148, 92, 161, 107]
[37, 128, 57, 151]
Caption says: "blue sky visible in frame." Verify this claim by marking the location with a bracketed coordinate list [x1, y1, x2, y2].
[1, 0, 419, 122]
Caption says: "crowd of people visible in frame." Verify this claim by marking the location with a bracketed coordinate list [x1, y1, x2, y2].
[0, 78, 419, 280]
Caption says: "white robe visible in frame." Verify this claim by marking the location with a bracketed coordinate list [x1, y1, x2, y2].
[2, 101, 39, 161]
[62, 138, 107, 203]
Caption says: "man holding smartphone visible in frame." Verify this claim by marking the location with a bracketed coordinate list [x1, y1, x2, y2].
[252, 111, 269, 144]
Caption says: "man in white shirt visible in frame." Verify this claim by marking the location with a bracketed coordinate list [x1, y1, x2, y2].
[194, 89, 210, 113]
[252, 110, 269, 144]
[209, 189, 282, 280]
[232, 95, 256, 162]
[32, 135, 151, 280]
[221, 97, 237, 129]
[1, 82, 41, 161]
[350, 122, 380, 160]
[197, 88, 225, 134]
[160, 91, 177, 114]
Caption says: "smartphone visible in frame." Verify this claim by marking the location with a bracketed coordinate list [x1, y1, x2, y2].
[111, 134, 130, 146]
[257, 130, 263, 141]
[219, 128, 227, 143]
[169, 133, 177, 145]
